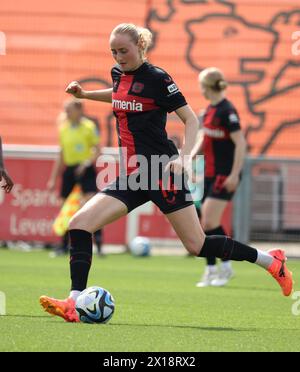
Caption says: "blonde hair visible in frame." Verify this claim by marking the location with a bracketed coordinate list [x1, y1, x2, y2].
[199, 67, 228, 92]
[63, 98, 83, 112]
[111, 23, 153, 59]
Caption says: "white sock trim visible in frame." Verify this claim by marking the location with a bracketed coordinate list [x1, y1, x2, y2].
[220, 261, 232, 270]
[255, 250, 273, 269]
[207, 265, 218, 273]
[69, 290, 81, 301]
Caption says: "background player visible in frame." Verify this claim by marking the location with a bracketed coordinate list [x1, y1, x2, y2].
[40, 23, 292, 322]
[193, 67, 247, 287]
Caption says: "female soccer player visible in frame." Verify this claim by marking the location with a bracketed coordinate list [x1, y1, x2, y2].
[194, 68, 247, 287]
[0, 136, 13, 193]
[40, 23, 293, 322]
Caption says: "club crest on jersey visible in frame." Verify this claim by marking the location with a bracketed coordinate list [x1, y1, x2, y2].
[112, 99, 143, 112]
[131, 82, 144, 93]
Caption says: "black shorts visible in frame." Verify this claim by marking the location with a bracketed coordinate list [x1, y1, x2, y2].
[101, 171, 194, 214]
[203, 175, 237, 202]
[61, 165, 98, 199]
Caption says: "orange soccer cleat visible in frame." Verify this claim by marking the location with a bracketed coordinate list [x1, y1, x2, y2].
[267, 249, 293, 296]
[39, 295, 79, 322]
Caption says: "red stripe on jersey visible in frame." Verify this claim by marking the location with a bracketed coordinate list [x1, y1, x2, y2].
[203, 107, 217, 177]
[113, 75, 138, 174]
[116, 111, 138, 174]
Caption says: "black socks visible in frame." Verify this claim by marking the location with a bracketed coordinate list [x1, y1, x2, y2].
[94, 229, 103, 254]
[205, 226, 226, 265]
[69, 229, 93, 291]
[198, 235, 258, 263]
[61, 232, 69, 253]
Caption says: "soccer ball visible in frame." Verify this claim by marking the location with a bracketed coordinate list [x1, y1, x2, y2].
[75, 286, 115, 324]
[129, 236, 151, 257]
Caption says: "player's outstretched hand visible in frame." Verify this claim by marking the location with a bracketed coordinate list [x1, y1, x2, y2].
[65, 81, 85, 98]
[0, 168, 14, 193]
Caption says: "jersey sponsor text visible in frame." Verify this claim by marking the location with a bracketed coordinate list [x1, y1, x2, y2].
[112, 99, 143, 112]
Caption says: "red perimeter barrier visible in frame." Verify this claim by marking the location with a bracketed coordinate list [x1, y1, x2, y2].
[0, 146, 232, 245]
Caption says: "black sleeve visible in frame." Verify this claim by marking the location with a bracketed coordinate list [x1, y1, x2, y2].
[111, 65, 122, 91]
[219, 107, 241, 133]
[153, 70, 187, 113]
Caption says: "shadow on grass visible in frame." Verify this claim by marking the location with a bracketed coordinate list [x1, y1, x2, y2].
[109, 323, 255, 332]
[3, 315, 257, 331]
[102, 323, 300, 333]
[1, 315, 255, 331]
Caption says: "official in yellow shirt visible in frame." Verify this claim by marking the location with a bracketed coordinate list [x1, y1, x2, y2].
[59, 115, 99, 167]
[48, 99, 102, 255]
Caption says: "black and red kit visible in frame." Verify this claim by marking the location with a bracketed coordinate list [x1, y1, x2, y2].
[202, 98, 241, 201]
[101, 62, 194, 214]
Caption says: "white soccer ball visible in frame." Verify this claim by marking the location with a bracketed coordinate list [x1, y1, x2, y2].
[129, 236, 151, 257]
[75, 286, 115, 324]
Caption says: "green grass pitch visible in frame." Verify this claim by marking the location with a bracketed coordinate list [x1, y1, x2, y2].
[0, 249, 299, 352]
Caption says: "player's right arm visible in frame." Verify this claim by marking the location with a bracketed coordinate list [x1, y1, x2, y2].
[66, 81, 112, 103]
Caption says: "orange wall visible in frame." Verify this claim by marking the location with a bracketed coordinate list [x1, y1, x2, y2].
[1, 0, 300, 156]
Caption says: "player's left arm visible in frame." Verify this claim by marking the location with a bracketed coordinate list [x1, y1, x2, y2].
[0, 136, 14, 193]
[223, 130, 247, 192]
[165, 105, 199, 175]
[154, 70, 198, 174]
[176, 105, 199, 157]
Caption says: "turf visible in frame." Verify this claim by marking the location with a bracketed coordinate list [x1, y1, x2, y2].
[0, 249, 299, 352]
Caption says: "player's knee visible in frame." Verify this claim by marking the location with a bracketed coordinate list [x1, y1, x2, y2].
[202, 220, 218, 232]
[184, 238, 203, 256]
[69, 212, 88, 231]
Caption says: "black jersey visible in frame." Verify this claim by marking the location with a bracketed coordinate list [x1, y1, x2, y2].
[111, 62, 187, 174]
[202, 98, 241, 177]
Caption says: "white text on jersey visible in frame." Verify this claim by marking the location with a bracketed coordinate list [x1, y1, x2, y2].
[204, 127, 225, 138]
[112, 99, 143, 112]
